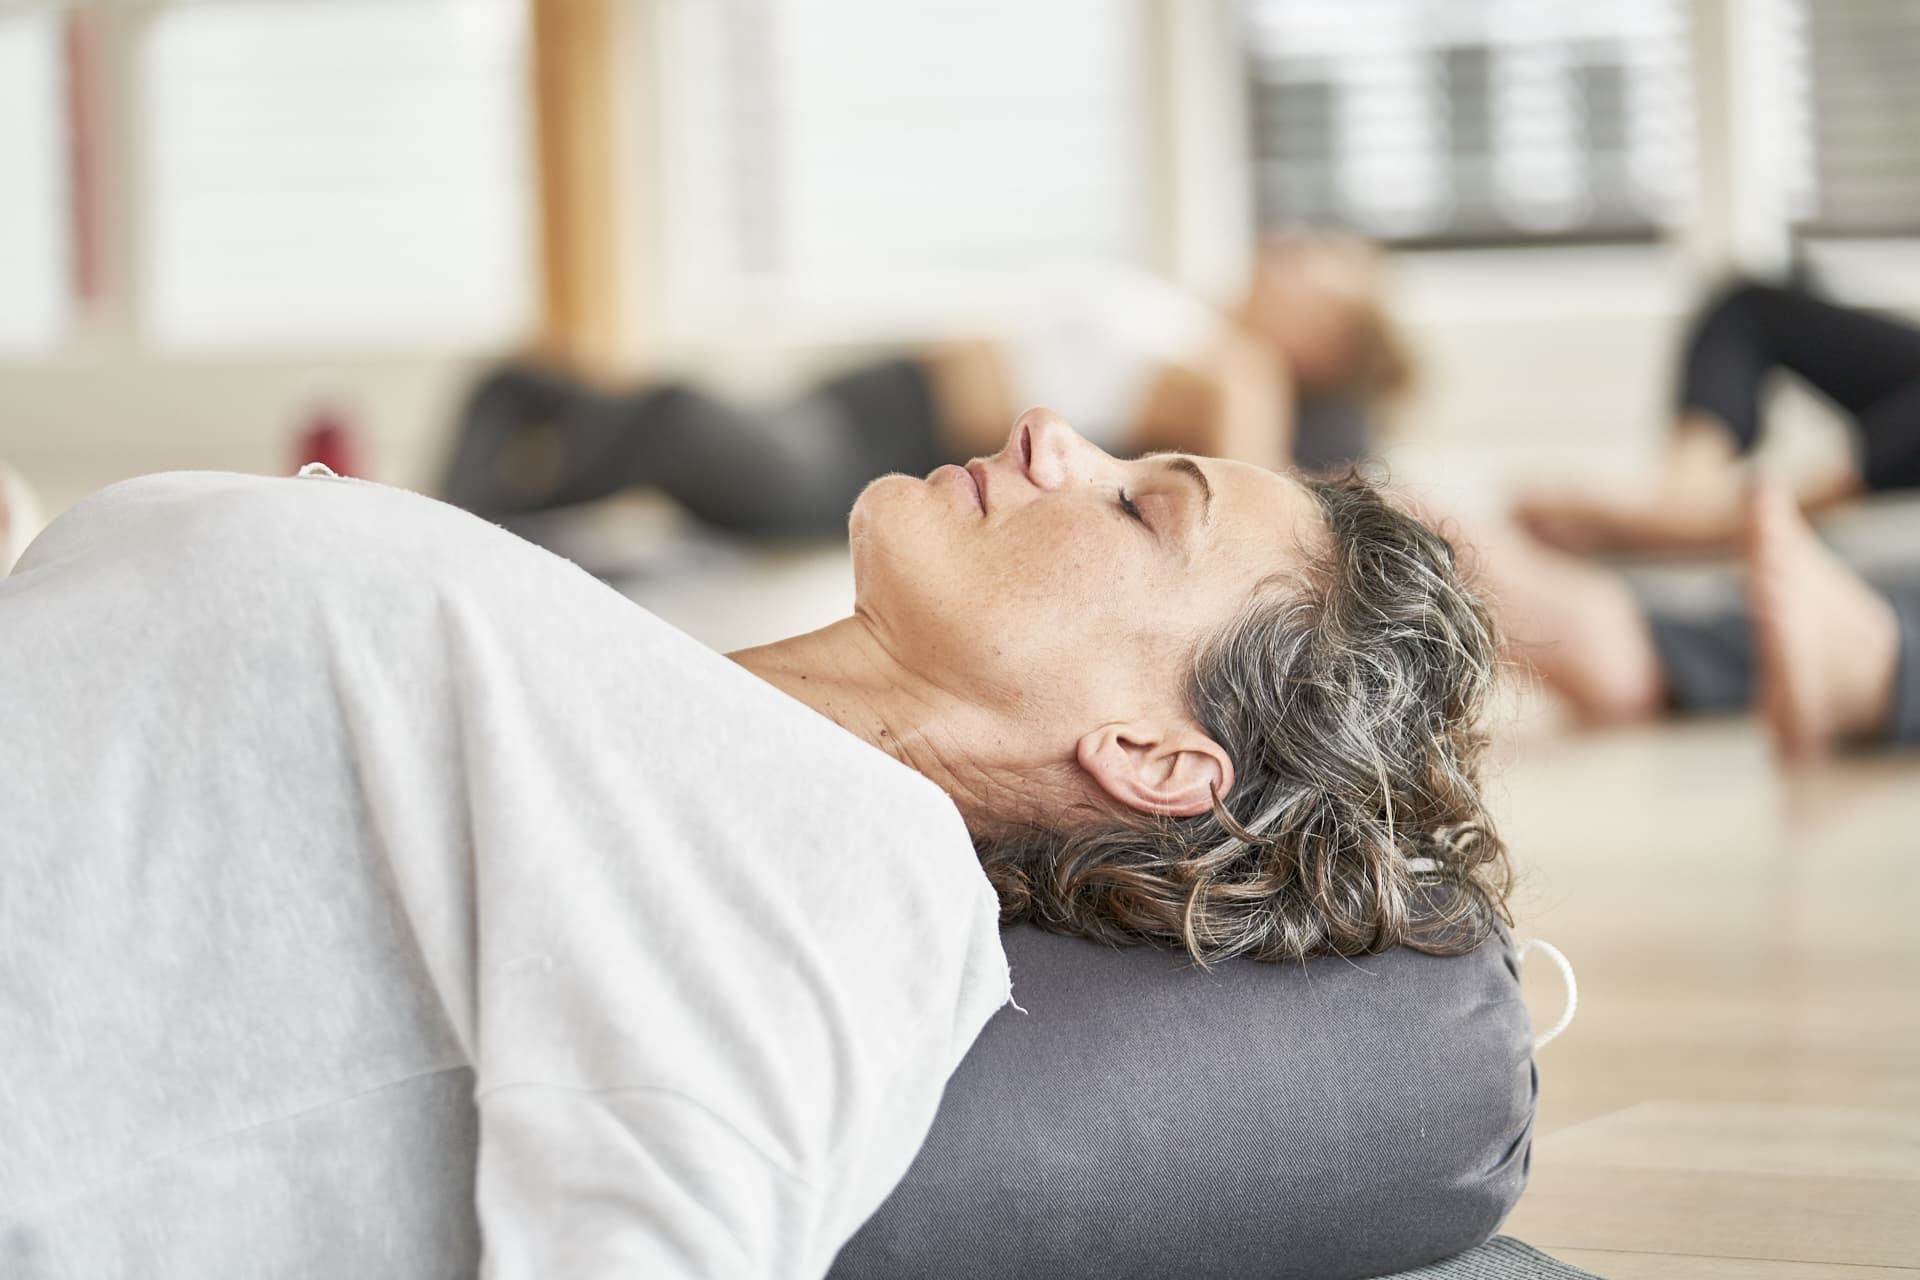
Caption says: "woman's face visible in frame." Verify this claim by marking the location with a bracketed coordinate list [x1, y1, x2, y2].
[848, 408, 1327, 748]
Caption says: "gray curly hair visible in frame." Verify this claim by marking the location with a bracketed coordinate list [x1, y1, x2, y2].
[977, 472, 1509, 965]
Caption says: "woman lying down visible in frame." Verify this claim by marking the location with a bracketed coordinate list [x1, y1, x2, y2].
[0, 408, 1509, 1278]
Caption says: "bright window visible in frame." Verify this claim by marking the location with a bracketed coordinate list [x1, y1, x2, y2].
[1798, 0, 1920, 235]
[1243, 0, 1696, 245]
[139, 0, 535, 349]
[0, 9, 72, 352]
[662, 0, 1153, 313]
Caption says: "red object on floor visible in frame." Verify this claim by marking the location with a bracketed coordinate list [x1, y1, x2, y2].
[295, 406, 363, 479]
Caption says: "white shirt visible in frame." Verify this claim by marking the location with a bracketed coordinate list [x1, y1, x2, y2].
[0, 471, 1011, 1278]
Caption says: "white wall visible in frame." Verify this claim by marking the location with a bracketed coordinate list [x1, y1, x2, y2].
[0, 0, 532, 512]
[1389, 246, 1692, 497]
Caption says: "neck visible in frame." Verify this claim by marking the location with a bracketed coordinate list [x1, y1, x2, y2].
[727, 615, 1007, 824]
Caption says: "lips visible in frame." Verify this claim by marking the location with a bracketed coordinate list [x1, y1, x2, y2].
[964, 461, 988, 513]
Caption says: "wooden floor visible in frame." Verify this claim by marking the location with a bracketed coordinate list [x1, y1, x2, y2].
[1493, 703, 1920, 1278]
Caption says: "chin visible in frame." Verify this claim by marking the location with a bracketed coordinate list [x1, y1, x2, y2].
[847, 472, 922, 543]
[848, 473, 936, 586]
[848, 475, 974, 623]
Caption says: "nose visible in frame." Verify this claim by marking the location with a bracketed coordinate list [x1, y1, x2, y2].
[1007, 406, 1087, 491]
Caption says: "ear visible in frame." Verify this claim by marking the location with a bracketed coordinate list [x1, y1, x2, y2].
[1075, 722, 1235, 820]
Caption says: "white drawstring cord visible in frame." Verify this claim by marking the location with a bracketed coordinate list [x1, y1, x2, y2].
[1517, 937, 1578, 1051]
[1402, 858, 1574, 1048]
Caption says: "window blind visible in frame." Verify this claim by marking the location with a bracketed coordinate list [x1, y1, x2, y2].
[665, 0, 1152, 306]
[0, 9, 71, 352]
[1800, 0, 1920, 235]
[1241, 0, 1695, 245]
[139, 0, 535, 348]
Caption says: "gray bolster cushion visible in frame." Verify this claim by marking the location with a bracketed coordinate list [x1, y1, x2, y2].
[830, 924, 1536, 1280]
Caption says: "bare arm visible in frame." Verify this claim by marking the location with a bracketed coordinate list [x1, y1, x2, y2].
[1127, 333, 1294, 470]
[917, 338, 1018, 460]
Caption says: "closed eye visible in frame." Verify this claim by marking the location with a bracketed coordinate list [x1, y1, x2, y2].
[1118, 489, 1146, 524]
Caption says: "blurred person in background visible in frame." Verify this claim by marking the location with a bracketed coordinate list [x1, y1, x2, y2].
[1468, 479, 1920, 758]
[1516, 281, 1920, 554]
[439, 236, 1414, 538]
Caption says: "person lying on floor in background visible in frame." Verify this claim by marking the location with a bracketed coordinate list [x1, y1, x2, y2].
[2, 407, 1507, 1277]
[439, 236, 1414, 538]
[1516, 280, 1920, 555]
[1475, 479, 1919, 757]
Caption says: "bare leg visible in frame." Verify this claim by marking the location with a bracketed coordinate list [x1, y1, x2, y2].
[1513, 415, 1746, 554]
[919, 339, 1016, 461]
[1454, 517, 1667, 721]
[1744, 479, 1900, 756]
[1513, 413, 1866, 556]
[1129, 334, 1294, 471]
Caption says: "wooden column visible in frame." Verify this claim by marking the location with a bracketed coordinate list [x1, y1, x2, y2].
[530, 0, 620, 374]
